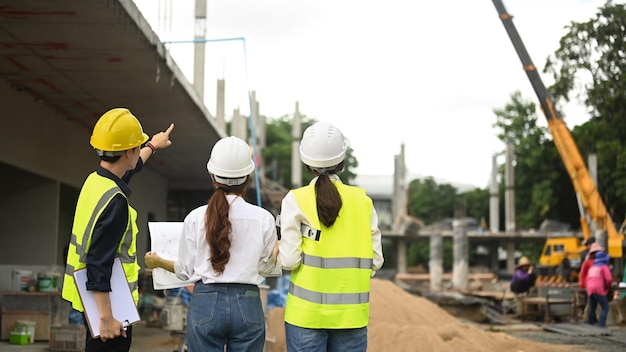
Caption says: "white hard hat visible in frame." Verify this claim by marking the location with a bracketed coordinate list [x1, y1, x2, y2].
[207, 136, 255, 185]
[299, 121, 348, 168]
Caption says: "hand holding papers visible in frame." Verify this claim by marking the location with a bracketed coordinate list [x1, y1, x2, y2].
[148, 222, 197, 289]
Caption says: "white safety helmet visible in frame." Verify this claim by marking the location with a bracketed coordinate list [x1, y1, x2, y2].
[207, 136, 255, 186]
[299, 121, 348, 168]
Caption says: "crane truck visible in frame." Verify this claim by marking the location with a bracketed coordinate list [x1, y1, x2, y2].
[491, 0, 625, 282]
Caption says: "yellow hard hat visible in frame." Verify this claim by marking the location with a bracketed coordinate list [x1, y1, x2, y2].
[90, 108, 149, 152]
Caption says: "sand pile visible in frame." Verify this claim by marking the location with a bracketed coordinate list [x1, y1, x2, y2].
[266, 279, 588, 352]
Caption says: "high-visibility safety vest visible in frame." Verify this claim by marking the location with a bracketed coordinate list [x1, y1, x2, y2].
[284, 181, 374, 329]
[62, 172, 140, 312]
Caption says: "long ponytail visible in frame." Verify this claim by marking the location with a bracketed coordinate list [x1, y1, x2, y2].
[310, 162, 344, 227]
[204, 177, 251, 275]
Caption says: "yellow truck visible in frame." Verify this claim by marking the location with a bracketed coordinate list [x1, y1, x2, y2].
[539, 237, 585, 269]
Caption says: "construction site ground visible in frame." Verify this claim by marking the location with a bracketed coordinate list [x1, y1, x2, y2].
[2, 277, 625, 352]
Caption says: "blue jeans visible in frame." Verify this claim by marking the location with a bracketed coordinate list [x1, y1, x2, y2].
[285, 323, 367, 352]
[69, 308, 85, 325]
[186, 282, 265, 352]
[588, 293, 609, 327]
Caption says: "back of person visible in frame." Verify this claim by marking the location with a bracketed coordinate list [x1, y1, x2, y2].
[182, 198, 276, 284]
[579, 243, 602, 289]
[63, 108, 174, 352]
[586, 251, 612, 327]
[145, 136, 280, 352]
[286, 181, 374, 328]
[278, 121, 384, 352]
[586, 252, 611, 296]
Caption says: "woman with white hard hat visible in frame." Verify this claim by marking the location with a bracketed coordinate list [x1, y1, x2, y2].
[278, 121, 384, 352]
[145, 136, 281, 352]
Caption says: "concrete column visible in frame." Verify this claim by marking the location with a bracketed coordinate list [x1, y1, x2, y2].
[452, 219, 468, 290]
[231, 108, 246, 140]
[489, 153, 499, 233]
[193, 0, 207, 99]
[489, 242, 499, 274]
[291, 102, 302, 188]
[396, 237, 407, 274]
[215, 79, 226, 132]
[393, 143, 406, 225]
[506, 239, 515, 274]
[393, 144, 408, 275]
[429, 232, 443, 292]
[505, 142, 515, 232]
[596, 230, 607, 254]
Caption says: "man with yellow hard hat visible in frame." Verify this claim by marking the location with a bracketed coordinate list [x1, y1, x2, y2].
[62, 108, 173, 352]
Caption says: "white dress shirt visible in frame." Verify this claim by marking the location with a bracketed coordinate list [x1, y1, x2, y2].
[174, 194, 280, 285]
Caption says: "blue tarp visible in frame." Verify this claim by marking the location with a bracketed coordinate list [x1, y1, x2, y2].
[267, 275, 290, 310]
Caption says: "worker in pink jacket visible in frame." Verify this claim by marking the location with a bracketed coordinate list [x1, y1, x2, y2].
[579, 243, 604, 289]
[586, 251, 612, 327]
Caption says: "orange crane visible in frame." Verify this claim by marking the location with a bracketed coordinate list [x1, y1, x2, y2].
[491, 0, 623, 264]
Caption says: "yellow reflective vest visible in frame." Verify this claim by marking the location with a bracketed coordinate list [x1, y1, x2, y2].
[62, 172, 140, 311]
[284, 181, 374, 329]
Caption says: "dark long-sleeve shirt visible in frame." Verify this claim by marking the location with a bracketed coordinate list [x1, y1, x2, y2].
[510, 267, 537, 294]
[85, 159, 143, 292]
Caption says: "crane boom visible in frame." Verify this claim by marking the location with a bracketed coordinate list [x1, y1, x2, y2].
[491, 0, 621, 258]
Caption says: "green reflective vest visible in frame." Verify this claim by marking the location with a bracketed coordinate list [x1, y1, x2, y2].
[284, 181, 373, 329]
[62, 172, 139, 312]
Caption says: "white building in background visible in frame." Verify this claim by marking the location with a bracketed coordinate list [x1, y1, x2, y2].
[353, 174, 395, 230]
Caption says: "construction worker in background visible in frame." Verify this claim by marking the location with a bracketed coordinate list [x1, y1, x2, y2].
[278, 121, 384, 352]
[510, 256, 537, 295]
[145, 136, 281, 352]
[586, 251, 613, 327]
[579, 243, 604, 290]
[62, 108, 174, 352]
[578, 243, 604, 322]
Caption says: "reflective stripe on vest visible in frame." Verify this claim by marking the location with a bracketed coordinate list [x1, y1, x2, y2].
[284, 181, 374, 329]
[289, 281, 370, 305]
[302, 253, 373, 270]
[62, 172, 139, 311]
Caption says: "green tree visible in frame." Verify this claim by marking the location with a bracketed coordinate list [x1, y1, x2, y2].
[458, 188, 490, 226]
[545, 2, 626, 223]
[406, 177, 457, 224]
[492, 91, 579, 230]
[262, 115, 359, 189]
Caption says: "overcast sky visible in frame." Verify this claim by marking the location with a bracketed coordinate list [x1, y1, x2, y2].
[132, 0, 617, 188]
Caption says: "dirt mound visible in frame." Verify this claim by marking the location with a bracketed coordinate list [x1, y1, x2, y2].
[266, 279, 588, 352]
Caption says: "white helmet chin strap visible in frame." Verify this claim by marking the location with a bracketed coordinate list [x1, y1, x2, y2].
[212, 174, 247, 186]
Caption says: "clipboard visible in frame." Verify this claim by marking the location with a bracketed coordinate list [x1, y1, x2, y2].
[73, 257, 141, 338]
